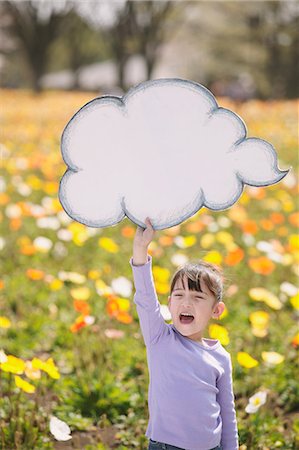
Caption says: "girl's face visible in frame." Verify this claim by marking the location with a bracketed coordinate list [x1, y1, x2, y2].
[167, 274, 225, 342]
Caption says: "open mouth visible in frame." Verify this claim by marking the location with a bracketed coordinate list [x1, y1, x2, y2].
[179, 314, 194, 324]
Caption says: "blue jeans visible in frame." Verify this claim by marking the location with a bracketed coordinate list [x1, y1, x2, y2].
[148, 439, 222, 450]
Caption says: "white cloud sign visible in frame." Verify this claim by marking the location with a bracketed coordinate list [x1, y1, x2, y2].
[59, 78, 289, 230]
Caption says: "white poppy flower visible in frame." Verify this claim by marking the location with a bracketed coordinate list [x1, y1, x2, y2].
[207, 222, 219, 232]
[0, 237, 5, 251]
[0, 349, 8, 363]
[245, 390, 267, 414]
[17, 183, 32, 196]
[0, 176, 6, 193]
[28, 203, 46, 218]
[5, 204, 22, 219]
[37, 217, 60, 230]
[33, 236, 53, 252]
[217, 216, 231, 228]
[171, 253, 188, 267]
[111, 276, 132, 297]
[49, 416, 72, 441]
[84, 315, 95, 325]
[280, 282, 298, 297]
[242, 233, 255, 247]
[57, 229, 73, 241]
[57, 210, 73, 225]
[256, 240, 273, 253]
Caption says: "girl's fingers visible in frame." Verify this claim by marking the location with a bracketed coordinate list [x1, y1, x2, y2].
[145, 217, 153, 228]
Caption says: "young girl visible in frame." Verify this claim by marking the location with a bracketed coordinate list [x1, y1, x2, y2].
[129, 217, 239, 450]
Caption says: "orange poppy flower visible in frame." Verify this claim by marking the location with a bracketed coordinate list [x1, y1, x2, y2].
[159, 235, 174, 247]
[115, 311, 133, 324]
[20, 244, 36, 255]
[10, 218, 22, 231]
[0, 280, 4, 290]
[248, 257, 275, 275]
[73, 300, 90, 316]
[0, 193, 9, 205]
[186, 221, 205, 233]
[260, 219, 274, 231]
[291, 333, 299, 348]
[70, 316, 86, 333]
[106, 298, 120, 317]
[224, 247, 244, 266]
[277, 226, 288, 237]
[247, 187, 265, 199]
[289, 212, 299, 227]
[242, 220, 258, 235]
[26, 269, 45, 280]
[121, 226, 135, 238]
[269, 212, 284, 224]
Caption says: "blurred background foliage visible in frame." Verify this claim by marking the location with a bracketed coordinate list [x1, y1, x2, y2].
[0, 0, 298, 98]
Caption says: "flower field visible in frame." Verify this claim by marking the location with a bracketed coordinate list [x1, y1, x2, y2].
[0, 89, 298, 449]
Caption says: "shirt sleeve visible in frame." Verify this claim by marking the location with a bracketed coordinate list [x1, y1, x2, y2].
[216, 353, 239, 450]
[129, 254, 169, 346]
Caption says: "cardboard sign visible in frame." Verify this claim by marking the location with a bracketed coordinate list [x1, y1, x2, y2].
[59, 78, 289, 230]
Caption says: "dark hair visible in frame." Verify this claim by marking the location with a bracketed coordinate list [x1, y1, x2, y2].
[169, 260, 223, 303]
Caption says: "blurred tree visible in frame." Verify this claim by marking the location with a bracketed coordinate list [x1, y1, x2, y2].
[78, 0, 178, 90]
[51, 9, 107, 90]
[1, 0, 70, 92]
[248, 1, 299, 98]
[128, 1, 175, 80]
[175, 1, 299, 99]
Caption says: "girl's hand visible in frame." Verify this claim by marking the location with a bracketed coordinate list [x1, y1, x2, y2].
[133, 217, 156, 249]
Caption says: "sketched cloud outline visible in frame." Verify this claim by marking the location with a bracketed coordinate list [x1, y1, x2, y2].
[59, 78, 289, 230]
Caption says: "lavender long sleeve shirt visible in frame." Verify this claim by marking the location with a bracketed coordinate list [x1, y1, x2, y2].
[130, 254, 239, 450]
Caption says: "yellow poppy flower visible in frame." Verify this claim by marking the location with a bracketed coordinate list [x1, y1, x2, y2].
[98, 237, 119, 253]
[216, 231, 234, 246]
[26, 174, 42, 190]
[31, 357, 60, 379]
[70, 287, 90, 301]
[0, 316, 11, 328]
[152, 266, 170, 283]
[290, 293, 299, 310]
[289, 234, 299, 251]
[239, 192, 250, 205]
[155, 281, 170, 295]
[88, 269, 101, 280]
[249, 288, 282, 310]
[200, 233, 215, 249]
[174, 235, 197, 248]
[0, 355, 25, 374]
[209, 324, 229, 345]
[249, 311, 270, 328]
[14, 375, 36, 394]
[228, 204, 248, 223]
[95, 279, 113, 296]
[59, 271, 86, 284]
[203, 251, 223, 265]
[44, 181, 58, 195]
[49, 279, 63, 291]
[25, 361, 41, 380]
[237, 352, 259, 368]
[116, 297, 130, 312]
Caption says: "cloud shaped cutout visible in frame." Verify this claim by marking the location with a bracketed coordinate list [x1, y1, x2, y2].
[59, 78, 289, 230]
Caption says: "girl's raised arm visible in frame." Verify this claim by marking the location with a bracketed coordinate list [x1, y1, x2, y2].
[133, 217, 156, 266]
